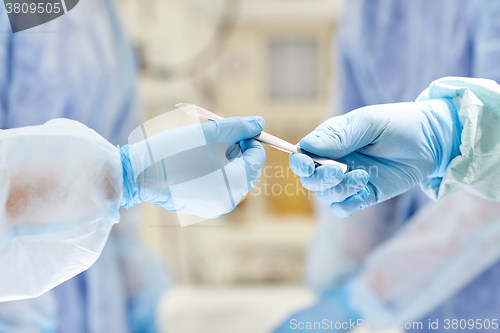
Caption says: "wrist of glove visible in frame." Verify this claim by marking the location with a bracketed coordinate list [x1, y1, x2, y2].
[417, 98, 462, 178]
[120, 144, 153, 208]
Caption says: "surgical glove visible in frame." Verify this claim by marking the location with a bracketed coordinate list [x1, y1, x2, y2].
[120, 116, 265, 218]
[289, 99, 462, 218]
[273, 289, 361, 332]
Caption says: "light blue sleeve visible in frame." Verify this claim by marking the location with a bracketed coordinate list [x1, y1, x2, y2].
[417, 76, 500, 200]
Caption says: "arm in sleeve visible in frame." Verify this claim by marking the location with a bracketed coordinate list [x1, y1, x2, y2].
[0, 118, 123, 301]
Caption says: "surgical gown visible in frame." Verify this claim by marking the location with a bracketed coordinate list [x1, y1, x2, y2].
[306, 0, 500, 330]
[0, 0, 169, 331]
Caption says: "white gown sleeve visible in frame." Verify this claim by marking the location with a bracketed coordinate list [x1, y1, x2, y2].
[418, 77, 500, 201]
[0, 119, 123, 301]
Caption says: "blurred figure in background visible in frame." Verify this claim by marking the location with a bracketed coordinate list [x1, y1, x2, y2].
[276, 0, 500, 332]
[0, 0, 169, 331]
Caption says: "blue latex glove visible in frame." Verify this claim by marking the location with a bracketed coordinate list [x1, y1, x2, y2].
[120, 116, 265, 218]
[274, 289, 361, 332]
[289, 99, 462, 218]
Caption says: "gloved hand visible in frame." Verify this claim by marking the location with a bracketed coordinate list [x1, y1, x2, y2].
[289, 99, 462, 218]
[120, 116, 265, 218]
[273, 289, 361, 332]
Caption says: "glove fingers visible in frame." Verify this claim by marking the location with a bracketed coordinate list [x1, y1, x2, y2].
[240, 138, 265, 187]
[300, 131, 343, 159]
[315, 169, 369, 204]
[203, 116, 265, 144]
[299, 110, 376, 159]
[330, 187, 370, 218]
[240, 139, 266, 168]
[360, 183, 377, 209]
[289, 153, 315, 177]
[298, 164, 345, 191]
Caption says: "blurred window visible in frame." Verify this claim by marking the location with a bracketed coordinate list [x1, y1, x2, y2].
[270, 38, 318, 100]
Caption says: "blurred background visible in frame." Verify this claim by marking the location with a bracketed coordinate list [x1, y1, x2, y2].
[116, 0, 345, 332]
[6, 0, 499, 332]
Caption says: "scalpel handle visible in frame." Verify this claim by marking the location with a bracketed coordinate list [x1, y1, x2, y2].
[175, 103, 347, 172]
[254, 132, 348, 173]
